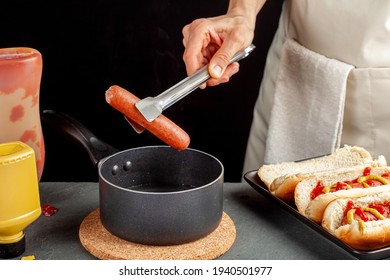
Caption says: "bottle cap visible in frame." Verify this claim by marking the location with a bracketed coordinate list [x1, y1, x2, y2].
[0, 235, 26, 259]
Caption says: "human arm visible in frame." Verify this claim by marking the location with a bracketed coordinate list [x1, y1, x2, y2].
[182, 0, 266, 88]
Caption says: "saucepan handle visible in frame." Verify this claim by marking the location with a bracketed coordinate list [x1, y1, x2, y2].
[41, 110, 119, 167]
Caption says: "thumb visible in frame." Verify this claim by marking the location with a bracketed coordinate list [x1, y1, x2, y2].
[208, 47, 234, 79]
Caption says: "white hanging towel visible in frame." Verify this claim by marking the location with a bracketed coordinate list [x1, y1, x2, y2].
[264, 39, 354, 163]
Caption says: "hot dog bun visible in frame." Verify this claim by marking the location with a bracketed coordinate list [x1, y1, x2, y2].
[322, 191, 390, 250]
[295, 164, 390, 223]
[105, 85, 190, 151]
[258, 145, 375, 201]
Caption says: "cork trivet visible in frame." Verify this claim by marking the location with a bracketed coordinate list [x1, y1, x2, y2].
[79, 208, 236, 260]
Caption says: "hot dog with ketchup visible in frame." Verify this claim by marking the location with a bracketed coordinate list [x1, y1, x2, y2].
[294, 163, 390, 223]
[105, 85, 190, 151]
[322, 190, 390, 250]
[258, 145, 377, 202]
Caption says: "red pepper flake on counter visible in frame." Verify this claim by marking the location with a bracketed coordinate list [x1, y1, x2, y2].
[41, 204, 59, 216]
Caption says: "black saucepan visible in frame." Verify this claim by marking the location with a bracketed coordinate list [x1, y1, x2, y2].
[41, 110, 224, 245]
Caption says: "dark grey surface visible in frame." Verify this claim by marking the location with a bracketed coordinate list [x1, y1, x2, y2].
[12, 181, 355, 260]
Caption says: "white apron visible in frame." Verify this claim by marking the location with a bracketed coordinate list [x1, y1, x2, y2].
[243, 0, 390, 174]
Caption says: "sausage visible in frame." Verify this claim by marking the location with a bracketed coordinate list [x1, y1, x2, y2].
[322, 190, 390, 250]
[105, 85, 190, 151]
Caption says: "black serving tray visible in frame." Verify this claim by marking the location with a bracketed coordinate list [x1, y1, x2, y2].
[244, 170, 390, 260]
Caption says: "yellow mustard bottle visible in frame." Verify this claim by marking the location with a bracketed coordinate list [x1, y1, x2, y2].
[0, 141, 41, 258]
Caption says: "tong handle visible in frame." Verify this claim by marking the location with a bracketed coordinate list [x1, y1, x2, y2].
[155, 44, 256, 111]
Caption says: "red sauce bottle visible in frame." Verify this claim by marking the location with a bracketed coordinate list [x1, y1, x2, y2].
[0, 47, 45, 180]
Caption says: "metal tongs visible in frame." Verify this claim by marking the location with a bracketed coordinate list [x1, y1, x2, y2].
[129, 44, 255, 133]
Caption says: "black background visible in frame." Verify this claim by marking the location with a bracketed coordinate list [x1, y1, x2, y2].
[1, 0, 283, 182]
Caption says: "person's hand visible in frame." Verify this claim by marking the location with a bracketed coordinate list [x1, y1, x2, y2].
[182, 1, 264, 88]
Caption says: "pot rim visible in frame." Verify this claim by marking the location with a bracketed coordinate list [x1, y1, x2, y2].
[98, 145, 224, 194]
